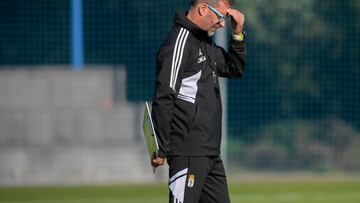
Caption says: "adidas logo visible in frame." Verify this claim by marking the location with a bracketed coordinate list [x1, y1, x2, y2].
[197, 48, 206, 63]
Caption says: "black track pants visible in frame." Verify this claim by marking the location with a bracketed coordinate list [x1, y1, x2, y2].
[167, 156, 231, 203]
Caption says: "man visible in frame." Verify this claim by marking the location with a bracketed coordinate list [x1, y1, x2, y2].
[151, 0, 246, 202]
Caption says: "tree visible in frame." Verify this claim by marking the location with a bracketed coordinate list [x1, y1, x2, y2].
[229, 0, 360, 140]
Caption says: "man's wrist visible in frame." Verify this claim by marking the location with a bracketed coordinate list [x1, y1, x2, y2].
[232, 30, 246, 41]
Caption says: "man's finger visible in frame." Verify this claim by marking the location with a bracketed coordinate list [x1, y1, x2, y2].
[227, 9, 244, 19]
[227, 9, 240, 16]
[151, 159, 160, 167]
[151, 157, 165, 167]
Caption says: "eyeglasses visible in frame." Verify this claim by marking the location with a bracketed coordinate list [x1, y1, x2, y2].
[207, 4, 228, 23]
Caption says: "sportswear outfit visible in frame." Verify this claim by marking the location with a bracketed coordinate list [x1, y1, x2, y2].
[151, 11, 247, 203]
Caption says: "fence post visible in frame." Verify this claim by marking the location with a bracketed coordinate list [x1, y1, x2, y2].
[71, 0, 84, 70]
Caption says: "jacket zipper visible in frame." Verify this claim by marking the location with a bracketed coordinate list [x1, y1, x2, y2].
[203, 42, 220, 97]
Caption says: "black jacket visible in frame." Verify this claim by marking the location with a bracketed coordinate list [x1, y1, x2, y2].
[152, 11, 246, 157]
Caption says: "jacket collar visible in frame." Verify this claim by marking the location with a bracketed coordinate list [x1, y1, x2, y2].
[173, 11, 210, 41]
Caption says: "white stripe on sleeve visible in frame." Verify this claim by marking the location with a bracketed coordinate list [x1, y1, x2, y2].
[170, 28, 189, 91]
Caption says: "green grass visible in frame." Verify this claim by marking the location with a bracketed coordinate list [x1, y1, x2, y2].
[0, 180, 359, 203]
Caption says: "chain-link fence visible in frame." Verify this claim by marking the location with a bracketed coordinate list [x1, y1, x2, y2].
[0, 0, 359, 185]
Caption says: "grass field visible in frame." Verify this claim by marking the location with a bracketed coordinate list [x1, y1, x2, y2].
[0, 180, 359, 203]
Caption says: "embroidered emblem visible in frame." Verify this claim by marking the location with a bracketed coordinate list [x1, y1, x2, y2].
[187, 175, 195, 187]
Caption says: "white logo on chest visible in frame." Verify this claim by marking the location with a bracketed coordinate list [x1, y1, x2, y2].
[197, 48, 206, 63]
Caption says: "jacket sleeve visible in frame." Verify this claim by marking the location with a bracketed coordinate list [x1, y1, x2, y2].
[215, 39, 247, 78]
[151, 45, 188, 158]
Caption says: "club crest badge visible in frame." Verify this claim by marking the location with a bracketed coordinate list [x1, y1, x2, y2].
[187, 175, 195, 187]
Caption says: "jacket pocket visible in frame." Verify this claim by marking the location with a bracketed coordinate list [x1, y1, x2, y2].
[173, 99, 196, 134]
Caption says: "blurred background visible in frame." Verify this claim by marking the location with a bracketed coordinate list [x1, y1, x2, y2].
[0, 0, 359, 202]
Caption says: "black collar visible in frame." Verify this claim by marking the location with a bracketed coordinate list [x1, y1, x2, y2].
[173, 11, 211, 41]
